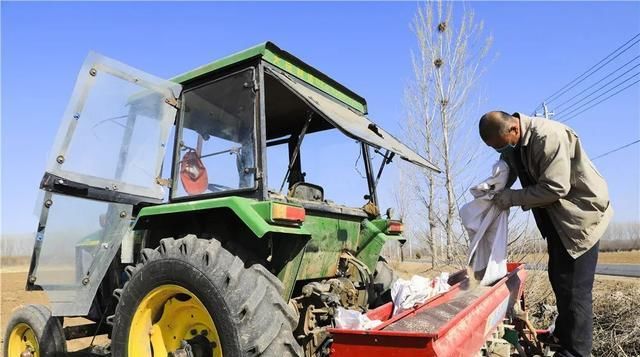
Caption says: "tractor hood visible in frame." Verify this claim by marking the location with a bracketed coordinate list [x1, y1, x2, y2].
[267, 67, 441, 173]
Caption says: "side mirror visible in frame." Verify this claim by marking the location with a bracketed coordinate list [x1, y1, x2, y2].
[385, 208, 394, 220]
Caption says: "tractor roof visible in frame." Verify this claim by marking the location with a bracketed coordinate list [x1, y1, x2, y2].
[171, 41, 368, 114]
[171, 42, 440, 172]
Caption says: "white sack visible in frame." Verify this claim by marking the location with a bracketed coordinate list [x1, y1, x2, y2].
[460, 160, 510, 286]
[334, 307, 382, 330]
[390, 272, 450, 316]
[433, 272, 451, 293]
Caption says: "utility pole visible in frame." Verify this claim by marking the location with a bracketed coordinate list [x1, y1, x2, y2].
[542, 102, 554, 119]
[535, 102, 555, 119]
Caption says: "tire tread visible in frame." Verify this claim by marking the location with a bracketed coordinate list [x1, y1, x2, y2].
[112, 235, 301, 356]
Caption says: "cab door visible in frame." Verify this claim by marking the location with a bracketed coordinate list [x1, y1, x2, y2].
[28, 52, 181, 316]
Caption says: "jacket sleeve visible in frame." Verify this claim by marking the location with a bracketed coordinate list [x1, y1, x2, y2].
[509, 130, 572, 207]
[500, 154, 518, 189]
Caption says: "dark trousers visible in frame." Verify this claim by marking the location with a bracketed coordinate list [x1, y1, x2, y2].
[546, 227, 599, 357]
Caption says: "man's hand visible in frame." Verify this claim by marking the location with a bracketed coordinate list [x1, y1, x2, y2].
[493, 189, 515, 210]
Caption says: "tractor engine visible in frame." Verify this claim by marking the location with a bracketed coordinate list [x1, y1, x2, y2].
[290, 252, 374, 356]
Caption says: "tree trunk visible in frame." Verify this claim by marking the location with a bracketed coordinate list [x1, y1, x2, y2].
[428, 171, 437, 267]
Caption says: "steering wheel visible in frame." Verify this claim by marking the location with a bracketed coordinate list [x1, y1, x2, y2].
[179, 150, 208, 195]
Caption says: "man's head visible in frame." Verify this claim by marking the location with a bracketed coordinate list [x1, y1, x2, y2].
[478, 111, 521, 153]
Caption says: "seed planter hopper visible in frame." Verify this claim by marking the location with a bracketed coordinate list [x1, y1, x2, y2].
[329, 263, 528, 356]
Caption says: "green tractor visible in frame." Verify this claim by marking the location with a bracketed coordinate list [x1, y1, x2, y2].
[4, 42, 440, 356]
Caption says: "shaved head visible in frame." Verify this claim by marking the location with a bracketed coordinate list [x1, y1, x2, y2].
[479, 111, 516, 142]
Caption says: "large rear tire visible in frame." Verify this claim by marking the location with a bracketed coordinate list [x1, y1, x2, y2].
[370, 257, 399, 307]
[3, 304, 66, 357]
[110, 235, 302, 356]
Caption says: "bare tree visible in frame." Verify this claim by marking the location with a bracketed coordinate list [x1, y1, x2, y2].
[401, 0, 493, 264]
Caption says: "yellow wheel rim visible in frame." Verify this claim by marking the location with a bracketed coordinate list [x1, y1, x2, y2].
[7, 322, 39, 357]
[128, 284, 222, 356]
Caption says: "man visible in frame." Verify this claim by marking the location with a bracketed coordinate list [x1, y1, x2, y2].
[478, 111, 613, 357]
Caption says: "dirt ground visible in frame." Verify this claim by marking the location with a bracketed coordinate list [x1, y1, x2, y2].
[1, 268, 109, 352]
[1, 252, 639, 353]
[514, 249, 640, 265]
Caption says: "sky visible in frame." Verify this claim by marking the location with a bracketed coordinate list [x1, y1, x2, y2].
[2, 1, 639, 237]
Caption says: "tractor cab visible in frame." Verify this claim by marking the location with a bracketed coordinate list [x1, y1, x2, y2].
[168, 43, 440, 211]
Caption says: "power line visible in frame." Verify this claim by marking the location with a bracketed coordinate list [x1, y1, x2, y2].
[554, 55, 640, 111]
[545, 33, 640, 104]
[592, 139, 640, 161]
[533, 32, 640, 113]
[555, 69, 640, 117]
[560, 76, 640, 123]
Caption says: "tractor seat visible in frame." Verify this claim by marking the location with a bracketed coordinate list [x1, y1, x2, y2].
[287, 182, 324, 202]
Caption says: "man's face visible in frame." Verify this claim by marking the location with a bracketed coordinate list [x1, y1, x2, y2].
[485, 124, 519, 152]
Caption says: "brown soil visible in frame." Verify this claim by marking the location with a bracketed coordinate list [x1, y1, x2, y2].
[1, 269, 109, 352]
[2, 253, 638, 353]
[513, 249, 640, 265]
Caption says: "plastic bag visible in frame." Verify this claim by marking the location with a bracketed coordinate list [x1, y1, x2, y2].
[334, 307, 362, 329]
[334, 307, 382, 330]
[433, 272, 451, 293]
[390, 273, 450, 316]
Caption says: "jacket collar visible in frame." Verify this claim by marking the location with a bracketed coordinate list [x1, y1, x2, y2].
[514, 112, 534, 147]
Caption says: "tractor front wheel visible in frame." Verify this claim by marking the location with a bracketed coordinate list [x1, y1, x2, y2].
[3, 304, 67, 357]
[110, 235, 302, 356]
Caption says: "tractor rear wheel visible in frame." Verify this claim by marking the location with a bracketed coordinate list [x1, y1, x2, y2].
[373, 257, 398, 292]
[3, 304, 67, 357]
[110, 235, 302, 356]
[370, 257, 399, 307]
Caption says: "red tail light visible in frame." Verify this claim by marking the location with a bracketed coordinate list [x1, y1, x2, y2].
[387, 220, 404, 234]
[271, 203, 305, 225]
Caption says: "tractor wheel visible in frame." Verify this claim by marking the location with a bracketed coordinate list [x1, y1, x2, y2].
[370, 257, 399, 307]
[110, 235, 302, 357]
[3, 304, 67, 357]
[374, 257, 398, 292]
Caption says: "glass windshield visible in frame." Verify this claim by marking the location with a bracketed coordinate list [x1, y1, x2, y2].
[63, 79, 165, 188]
[32, 193, 132, 315]
[267, 128, 374, 208]
[174, 69, 257, 197]
[47, 52, 181, 202]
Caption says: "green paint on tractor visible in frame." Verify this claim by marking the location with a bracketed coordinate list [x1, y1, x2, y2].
[171, 41, 368, 114]
[135, 196, 310, 238]
[135, 195, 400, 296]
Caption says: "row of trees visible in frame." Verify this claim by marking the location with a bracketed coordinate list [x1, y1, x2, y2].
[1, 234, 34, 257]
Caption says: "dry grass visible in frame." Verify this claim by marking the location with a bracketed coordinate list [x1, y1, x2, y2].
[524, 271, 640, 356]
[598, 250, 640, 264]
[592, 285, 640, 356]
